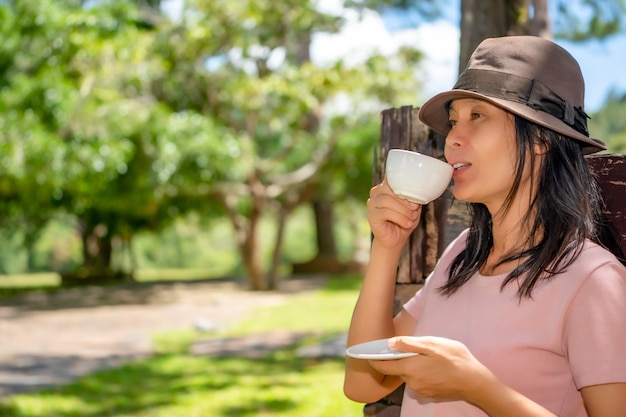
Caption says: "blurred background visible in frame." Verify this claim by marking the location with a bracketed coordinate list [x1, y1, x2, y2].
[1, 0, 625, 291]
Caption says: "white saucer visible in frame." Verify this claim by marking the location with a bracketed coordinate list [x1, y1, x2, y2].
[346, 338, 419, 360]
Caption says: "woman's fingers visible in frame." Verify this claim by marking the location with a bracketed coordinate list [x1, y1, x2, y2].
[369, 184, 421, 226]
[368, 198, 419, 229]
[367, 180, 422, 249]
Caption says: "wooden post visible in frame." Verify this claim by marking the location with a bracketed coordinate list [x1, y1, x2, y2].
[366, 106, 469, 417]
[586, 154, 626, 255]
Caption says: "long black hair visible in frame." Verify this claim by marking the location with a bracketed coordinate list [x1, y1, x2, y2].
[440, 115, 625, 299]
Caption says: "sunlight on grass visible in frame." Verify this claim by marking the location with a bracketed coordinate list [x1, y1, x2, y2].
[151, 275, 363, 354]
[0, 345, 364, 417]
[0, 275, 366, 417]
[0, 273, 60, 288]
[134, 268, 221, 282]
[225, 275, 362, 336]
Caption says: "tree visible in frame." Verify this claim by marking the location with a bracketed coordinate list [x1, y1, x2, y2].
[146, 0, 423, 290]
[0, 0, 420, 287]
[355, 0, 625, 73]
[589, 91, 626, 152]
[458, 0, 549, 71]
[0, 0, 217, 281]
[459, 0, 625, 70]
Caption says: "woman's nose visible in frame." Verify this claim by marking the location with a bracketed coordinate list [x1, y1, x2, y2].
[445, 126, 464, 148]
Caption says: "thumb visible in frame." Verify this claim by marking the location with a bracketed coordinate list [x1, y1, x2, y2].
[388, 336, 439, 355]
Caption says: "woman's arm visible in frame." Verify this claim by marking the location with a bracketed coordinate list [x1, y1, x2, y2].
[466, 377, 626, 416]
[581, 383, 626, 417]
[343, 182, 421, 403]
[343, 240, 418, 402]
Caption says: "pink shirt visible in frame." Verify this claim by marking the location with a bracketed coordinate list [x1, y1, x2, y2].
[401, 230, 626, 417]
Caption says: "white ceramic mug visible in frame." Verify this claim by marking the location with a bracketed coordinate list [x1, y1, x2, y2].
[385, 149, 453, 204]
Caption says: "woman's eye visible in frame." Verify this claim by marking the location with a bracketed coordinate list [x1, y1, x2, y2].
[471, 112, 483, 120]
[448, 119, 457, 127]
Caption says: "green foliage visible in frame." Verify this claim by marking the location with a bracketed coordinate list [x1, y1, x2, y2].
[554, 0, 626, 41]
[589, 91, 626, 152]
[0, 0, 165, 266]
[0, 200, 365, 280]
[344, 0, 446, 21]
[131, 214, 241, 274]
[143, 0, 421, 288]
[2, 0, 623, 284]
[0, 0, 419, 285]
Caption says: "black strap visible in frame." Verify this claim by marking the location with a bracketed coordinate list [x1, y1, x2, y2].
[454, 69, 590, 137]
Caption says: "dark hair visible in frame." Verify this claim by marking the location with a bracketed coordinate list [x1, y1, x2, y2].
[440, 115, 624, 299]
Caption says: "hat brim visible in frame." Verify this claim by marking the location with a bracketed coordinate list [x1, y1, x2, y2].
[418, 89, 607, 155]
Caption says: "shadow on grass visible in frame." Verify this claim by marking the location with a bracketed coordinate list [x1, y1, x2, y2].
[0, 274, 358, 312]
[222, 398, 297, 416]
[321, 274, 363, 292]
[0, 344, 350, 417]
[0, 277, 250, 312]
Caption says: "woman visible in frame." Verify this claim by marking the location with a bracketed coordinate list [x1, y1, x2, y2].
[344, 36, 626, 416]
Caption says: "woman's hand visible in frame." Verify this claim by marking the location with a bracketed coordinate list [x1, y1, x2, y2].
[368, 336, 492, 403]
[367, 180, 422, 251]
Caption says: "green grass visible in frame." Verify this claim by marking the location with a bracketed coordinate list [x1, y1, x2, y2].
[0, 275, 366, 417]
[0, 269, 229, 298]
[134, 268, 224, 283]
[225, 275, 362, 336]
[0, 272, 60, 288]
[0, 353, 363, 417]
[0, 273, 62, 297]
[0, 268, 225, 289]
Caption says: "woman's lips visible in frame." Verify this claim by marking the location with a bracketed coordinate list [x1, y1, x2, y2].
[451, 162, 470, 177]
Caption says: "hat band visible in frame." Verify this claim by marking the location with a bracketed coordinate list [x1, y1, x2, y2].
[454, 69, 590, 137]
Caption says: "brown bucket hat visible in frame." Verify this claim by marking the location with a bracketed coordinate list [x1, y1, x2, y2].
[418, 36, 606, 154]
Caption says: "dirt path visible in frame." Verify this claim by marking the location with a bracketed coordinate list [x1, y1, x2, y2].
[0, 277, 325, 397]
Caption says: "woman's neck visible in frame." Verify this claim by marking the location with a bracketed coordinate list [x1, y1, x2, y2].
[482, 198, 540, 276]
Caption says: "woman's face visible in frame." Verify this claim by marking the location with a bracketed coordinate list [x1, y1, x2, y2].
[444, 98, 528, 212]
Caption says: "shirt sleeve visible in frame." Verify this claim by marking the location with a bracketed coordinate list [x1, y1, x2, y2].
[564, 260, 626, 389]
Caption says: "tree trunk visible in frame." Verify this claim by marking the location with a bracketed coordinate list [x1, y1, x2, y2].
[82, 223, 112, 270]
[240, 213, 267, 291]
[530, 0, 550, 38]
[313, 200, 337, 258]
[219, 175, 271, 291]
[267, 207, 289, 290]
[62, 219, 132, 285]
[459, 0, 546, 74]
[292, 198, 365, 275]
[293, 26, 345, 274]
[459, 0, 509, 73]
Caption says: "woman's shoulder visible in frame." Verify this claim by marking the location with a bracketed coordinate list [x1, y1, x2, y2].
[528, 240, 626, 314]
[579, 239, 626, 270]
[566, 239, 626, 286]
